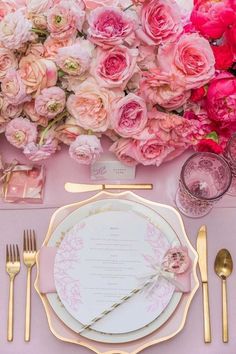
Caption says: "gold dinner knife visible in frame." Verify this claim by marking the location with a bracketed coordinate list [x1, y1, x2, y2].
[65, 183, 153, 193]
[197, 225, 212, 343]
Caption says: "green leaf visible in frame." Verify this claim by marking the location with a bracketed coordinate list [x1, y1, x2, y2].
[206, 131, 219, 142]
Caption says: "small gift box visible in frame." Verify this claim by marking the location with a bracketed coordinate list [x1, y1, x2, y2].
[90, 153, 136, 181]
[1, 161, 45, 203]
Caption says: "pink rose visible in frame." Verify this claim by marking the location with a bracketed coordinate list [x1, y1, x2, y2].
[111, 94, 147, 138]
[0, 0, 17, 20]
[19, 54, 57, 95]
[141, 70, 191, 109]
[55, 116, 86, 145]
[23, 133, 59, 161]
[35, 87, 66, 119]
[24, 100, 48, 126]
[26, 42, 45, 57]
[1, 97, 23, 119]
[47, 0, 85, 39]
[191, 0, 235, 39]
[0, 10, 32, 50]
[88, 7, 134, 47]
[5, 117, 37, 148]
[84, 0, 118, 10]
[44, 36, 74, 59]
[67, 78, 122, 132]
[56, 40, 94, 76]
[1, 70, 30, 106]
[157, 33, 215, 90]
[0, 48, 18, 81]
[27, 0, 53, 13]
[110, 138, 138, 166]
[137, 45, 157, 71]
[69, 135, 103, 164]
[134, 139, 175, 166]
[91, 46, 138, 89]
[136, 0, 183, 46]
[206, 74, 236, 125]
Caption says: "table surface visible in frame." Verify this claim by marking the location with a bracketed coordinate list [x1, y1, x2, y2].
[1, 137, 236, 354]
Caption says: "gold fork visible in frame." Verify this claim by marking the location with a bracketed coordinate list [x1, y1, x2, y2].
[23, 230, 36, 342]
[6, 244, 20, 342]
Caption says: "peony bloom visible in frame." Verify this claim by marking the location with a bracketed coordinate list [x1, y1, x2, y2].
[56, 40, 94, 76]
[83, 0, 118, 9]
[211, 43, 234, 70]
[55, 116, 86, 145]
[47, 0, 85, 40]
[44, 36, 74, 59]
[27, 0, 53, 13]
[196, 138, 224, 154]
[67, 78, 122, 132]
[0, 49, 18, 81]
[206, 73, 236, 125]
[110, 138, 138, 166]
[136, 0, 183, 46]
[0, 10, 32, 50]
[19, 55, 58, 95]
[35, 87, 66, 119]
[1, 70, 30, 106]
[111, 94, 147, 138]
[190, 0, 235, 39]
[24, 100, 48, 126]
[157, 33, 215, 90]
[91, 46, 138, 89]
[88, 6, 134, 47]
[69, 135, 103, 164]
[5, 117, 37, 148]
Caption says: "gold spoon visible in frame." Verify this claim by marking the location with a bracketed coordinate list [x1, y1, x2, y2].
[214, 249, 233, 343]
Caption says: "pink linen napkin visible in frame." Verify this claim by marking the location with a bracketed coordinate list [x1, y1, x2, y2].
[39, 247, 191, 294]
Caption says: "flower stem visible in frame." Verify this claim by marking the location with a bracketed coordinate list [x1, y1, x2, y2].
[123, 3, 133, 11]
[39, 111, 67, 145]
[31, 28, 49, 36]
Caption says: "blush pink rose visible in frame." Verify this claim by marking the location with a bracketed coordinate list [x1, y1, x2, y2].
[55, 116, 86, 145]
[44, 36, 74, 59]
[24, 100, 48, 126]
[0, 48, 18, 81]
[133, 139, 175, 166]
[191, 0, 235, 39]
[110, 138, 138, 166]
[56, 40, 94, 76]
[157, 33, 215, 90]
[1, 97, 23, 119]
[88, 7, 134, 47]
[19, 54, 58, 95]
[91, 46, 138, 89]
[5, 117, 37, 148]
[111, 94, 147, 138]
[0, 10, 32, 50]
[67, 78, 122, 132]
[0, 0, 17, 20]
[84, 0, 118, 9]
[206, 73, 236, 125]
[137, 45, 157, 71]
[136, 0, 183, 46]
[1, 70, 30, 105]
[35, 87, 66, 119]
[47, 0, 85, 39]
[69, 135, 103, 164]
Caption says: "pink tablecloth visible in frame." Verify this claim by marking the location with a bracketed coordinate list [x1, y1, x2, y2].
[0, 137, 236, 354]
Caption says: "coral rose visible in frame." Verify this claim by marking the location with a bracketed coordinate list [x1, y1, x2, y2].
[69, 135, 103, 164]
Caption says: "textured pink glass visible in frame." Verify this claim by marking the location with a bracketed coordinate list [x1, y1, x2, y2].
[224, 133, 236, 196]
[175, 152, 232, 218]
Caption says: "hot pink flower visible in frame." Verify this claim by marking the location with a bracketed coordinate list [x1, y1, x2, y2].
[56, 40, 94, 76]
[91, 46, 138, 89]
[47, 0, 85, 39]
[35, 87, 66, 119]
[136, 0, 183, 46]
[111, 94, 147, 138]
[206, 73, 236, 125]
[83, 0, 118, 9]
[5, 117, 37, 148]
[69, 135, 103, 164]
[1, 70, 30, 105]
[0, 49, 18, 81]
[0, 10, 32, 50]
[88, 7, 134, 47]
[110, 138, 138, 166]
[44, 36, 75, 59]
[24, 100, 48, 126]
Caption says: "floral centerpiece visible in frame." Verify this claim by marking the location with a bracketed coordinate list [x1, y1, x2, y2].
[0, 0, 235, 166]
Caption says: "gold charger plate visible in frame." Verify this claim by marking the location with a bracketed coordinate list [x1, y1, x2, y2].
[35, 191, 199, 354]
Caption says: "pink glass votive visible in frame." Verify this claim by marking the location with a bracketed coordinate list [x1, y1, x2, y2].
[224, 133, 236, 196]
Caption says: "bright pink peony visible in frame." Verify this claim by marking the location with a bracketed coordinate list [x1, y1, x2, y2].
[0, 10, 32, 50]
[136, 0, 183, 46]
[206, 73, 236, 125]
[111, 94, 147, 138]
[0, 49, 18, 81]
[69, 135, 103, 164]
[35, 87, 66, 119]
[91, 46, 138, 89]
[211, 43, 234, 70]
[1, 70, 30, 105]
[109, 138, 138, 166]
[88, 7, 134, 47]
[5, 117, 37, 148]
[190, 0, 235, 39]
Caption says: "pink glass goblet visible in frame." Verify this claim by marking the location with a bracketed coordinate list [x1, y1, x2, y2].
[175, 152, 232, 218]
[224, 133, 236, 196]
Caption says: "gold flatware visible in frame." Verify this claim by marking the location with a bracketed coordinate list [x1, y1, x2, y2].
[214, 249, 233, 343]
[23, 230, 37, 342]
[6, 244, 20, 342]
[197, 225, 211, 343]
[65, 182, 153, 193]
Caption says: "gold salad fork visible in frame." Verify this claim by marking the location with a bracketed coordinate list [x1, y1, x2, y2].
[6, 244, 20, 342]
[23, 230, 36, 342]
